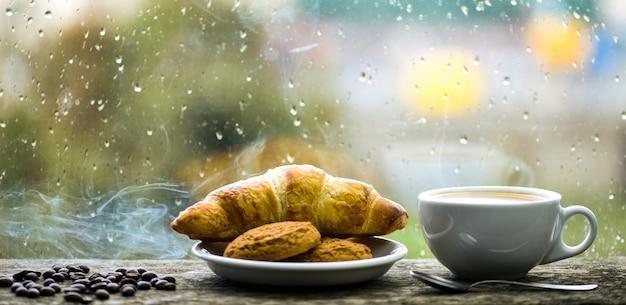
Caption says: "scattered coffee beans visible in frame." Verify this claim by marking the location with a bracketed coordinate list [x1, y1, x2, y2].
[0, 263, 177, 302]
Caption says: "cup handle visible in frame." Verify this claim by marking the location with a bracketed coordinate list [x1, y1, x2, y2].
[540, 205, 598, 264]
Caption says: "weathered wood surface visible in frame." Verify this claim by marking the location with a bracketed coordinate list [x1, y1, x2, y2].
[0, 258, 623, 305]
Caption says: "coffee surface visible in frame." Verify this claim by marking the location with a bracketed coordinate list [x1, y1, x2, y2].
[429, 191, 546, 204]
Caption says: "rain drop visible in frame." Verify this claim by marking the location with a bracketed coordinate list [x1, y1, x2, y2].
[459, 135, 468, 144]
[461, 6, 468, 16]
[473, 55, 480, 65]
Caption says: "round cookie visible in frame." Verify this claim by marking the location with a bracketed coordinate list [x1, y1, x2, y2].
[290, 237, 373, 262]
[223, 221, 321, 261]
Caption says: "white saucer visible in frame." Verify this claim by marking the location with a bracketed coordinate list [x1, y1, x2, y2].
[192, 236, 407, 287]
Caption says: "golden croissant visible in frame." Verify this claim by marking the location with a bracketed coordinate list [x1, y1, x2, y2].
[171, 164, 408, 241]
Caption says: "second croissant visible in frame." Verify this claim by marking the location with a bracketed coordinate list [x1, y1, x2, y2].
[171, 164, 408, 241]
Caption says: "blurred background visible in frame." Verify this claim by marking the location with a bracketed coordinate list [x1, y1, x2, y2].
[0, 0, 624, 259]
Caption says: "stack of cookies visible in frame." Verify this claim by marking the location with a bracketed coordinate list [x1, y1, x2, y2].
[223, 221, 373, 262]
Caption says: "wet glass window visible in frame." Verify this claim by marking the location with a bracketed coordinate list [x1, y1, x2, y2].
[0, 0, 623, 259]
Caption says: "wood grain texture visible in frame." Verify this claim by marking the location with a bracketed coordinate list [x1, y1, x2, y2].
[0, 258, 623, 305]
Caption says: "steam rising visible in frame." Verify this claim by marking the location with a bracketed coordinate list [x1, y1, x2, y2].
[0, 183, 195, 259]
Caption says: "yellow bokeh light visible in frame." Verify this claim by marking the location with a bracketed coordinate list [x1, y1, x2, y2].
[400, 49, 484, 118]
[525, 14, 591, 68]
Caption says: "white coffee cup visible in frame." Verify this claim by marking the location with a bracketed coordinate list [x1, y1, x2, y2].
[417, 186, 598, 280]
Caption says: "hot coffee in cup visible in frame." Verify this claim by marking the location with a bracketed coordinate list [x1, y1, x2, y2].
[417, 186, 597, 280]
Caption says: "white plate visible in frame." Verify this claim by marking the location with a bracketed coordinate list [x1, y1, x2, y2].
[192, 236, 407, 287]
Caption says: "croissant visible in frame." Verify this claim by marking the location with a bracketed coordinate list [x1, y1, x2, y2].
[171, 164, 408, 241]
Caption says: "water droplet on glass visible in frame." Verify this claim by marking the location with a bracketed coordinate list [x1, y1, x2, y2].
[286, 153, 295, 163]
[609, 193, 615, 200]
[239, 30, 247, 38]
[287, 79, 294, 88]
[44, 10, 52, 18]
[523, 111, 529, 120]
[461, 6, 468, 16]
[133, 83, 142, 92]
[476, 1, 485, 11]
[621, 111, 626, 120]
[293, 117, 302, 126]
[593, 134, 600, 142]
[215, 131, 223, 140]
[5, 8, 13, 16]
[615, 75, 620, 83]
[406, 4, 413, 13]
[503, 76, 510, 86]
[459, 135, 468, 144]
[147, 128, 153, 136]
[290, 105, 297, 115]
[175, 198, 183, 206]
[473, 55, 480, 65]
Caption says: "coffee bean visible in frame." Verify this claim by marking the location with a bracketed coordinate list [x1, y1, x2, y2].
[78, 265, 90, 274]
[125, 269, 141, 280]
[136, 280, 151, 290]
[94, 289, 110, 300]
[52, 272, 66, 282]
[63, 291, 84, 302]
[48, 283, 61, 293]
[14, 286, 28, 297]
[10, 282, 23, 292]
[51, 264, 65, 271]
[160, 275, 176, 283]
[0, 276, 13, 287]
[140, 271, 158, 281]
[42, 269, 56, 279]
[120, 278, 137, 286]
[114, 268, 127, 275]
[120, 285, 135, 297]
[40, 286, 56, 296]
[70, 272, 86, 280]
[26, 287, 40, 298]
[90, 281, 109, 291]
[104, 282, 118, 293]
[70, 283, 86, 292]
[154, 279, 169, 290]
